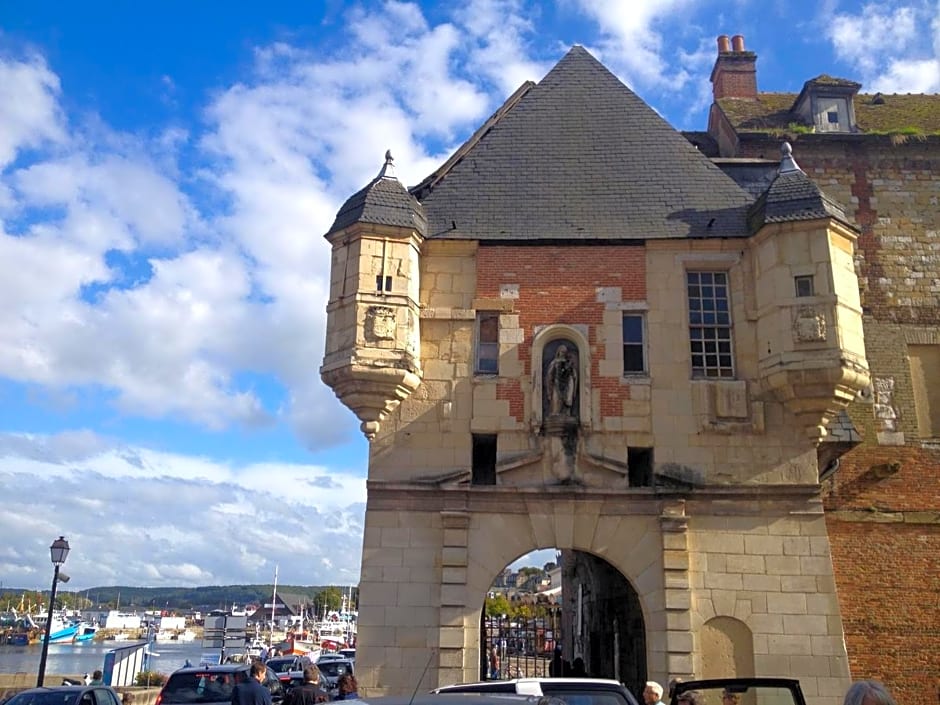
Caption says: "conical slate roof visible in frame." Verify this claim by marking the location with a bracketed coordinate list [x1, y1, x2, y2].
[411, 46, 752, 241]
[748, 143, 853, 232]
[327, 151, 428, 237]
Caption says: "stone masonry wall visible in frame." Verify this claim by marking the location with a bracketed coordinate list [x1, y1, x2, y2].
[735, 134, 940, 700]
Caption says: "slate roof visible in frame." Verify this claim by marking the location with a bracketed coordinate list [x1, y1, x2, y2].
[411, 46, 753, 241]
[748, 144, 853, 232]
[717, 92, 940, 134]
[327, 152, 428, 237]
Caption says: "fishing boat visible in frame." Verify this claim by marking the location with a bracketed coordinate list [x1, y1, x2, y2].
[74, 623, 98, 643]
[42, 614, 79, 643]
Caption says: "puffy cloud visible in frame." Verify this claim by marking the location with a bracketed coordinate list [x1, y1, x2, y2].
[827, 1, 940, 92]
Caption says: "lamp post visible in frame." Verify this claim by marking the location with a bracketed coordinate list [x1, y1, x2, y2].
[36, 536, 70, 687]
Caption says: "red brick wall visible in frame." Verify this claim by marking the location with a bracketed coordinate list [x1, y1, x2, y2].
[476, 244, 646, 422]
[825, 519, 940, 704]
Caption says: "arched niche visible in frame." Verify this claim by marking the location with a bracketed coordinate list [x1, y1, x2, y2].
[531, 325, 592, 431]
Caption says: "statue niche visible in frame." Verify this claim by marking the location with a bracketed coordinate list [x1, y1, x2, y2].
[543, 340, 580, 433]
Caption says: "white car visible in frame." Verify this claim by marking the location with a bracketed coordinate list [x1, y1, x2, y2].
[434, 677, 640, 705]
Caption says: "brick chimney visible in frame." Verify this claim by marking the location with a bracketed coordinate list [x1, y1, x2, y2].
[710, 34, 757, 99]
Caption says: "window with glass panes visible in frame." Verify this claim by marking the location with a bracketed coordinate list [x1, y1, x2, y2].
[687, 271, 734, 378]
[475, 312, 499, 374]
[622, 313, 646, 374]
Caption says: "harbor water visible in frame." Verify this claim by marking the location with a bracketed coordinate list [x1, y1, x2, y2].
[0, 640, 214, 679]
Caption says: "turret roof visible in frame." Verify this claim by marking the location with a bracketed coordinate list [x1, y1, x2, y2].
[411, 45, 753, 241]
[748, 143, 853, 232]
[327, 151, 428, 237]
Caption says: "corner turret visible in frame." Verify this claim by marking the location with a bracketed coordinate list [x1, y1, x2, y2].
[749, 143, 870, 441]
[320, 152, 427, 439]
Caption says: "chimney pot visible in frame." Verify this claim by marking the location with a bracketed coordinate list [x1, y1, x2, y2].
[717, 35, 731, 53]
[731, 35, 745, 52]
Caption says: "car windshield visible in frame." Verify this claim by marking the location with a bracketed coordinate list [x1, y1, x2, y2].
[266, 659, 297, 674]
[6, 693, 82, 705]
[160, 672, 247, 704]
[317, 662, 352, 678]
[672, 684, 802, 705]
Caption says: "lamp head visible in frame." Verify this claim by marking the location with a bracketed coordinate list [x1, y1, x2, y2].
[50, 536, 70, 566]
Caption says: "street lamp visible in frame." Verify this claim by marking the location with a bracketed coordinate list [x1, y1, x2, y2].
[36, 536, 70, 687]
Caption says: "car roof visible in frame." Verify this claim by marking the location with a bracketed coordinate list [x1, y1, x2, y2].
[11, 687, 114, 694]
[359, 695, 563, 705]
[439, 679, 625, 688]
[169, 664, 251, 674]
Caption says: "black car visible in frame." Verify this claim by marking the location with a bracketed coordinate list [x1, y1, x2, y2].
[314, 658, 355, 696]
[2, 686, 122, 705]
[156, 664, 284, 705]
[669, 678, 807, 705]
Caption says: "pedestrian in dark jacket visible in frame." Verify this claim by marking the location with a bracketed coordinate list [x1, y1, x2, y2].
[231, 661, 272, 705]
[285, 665, 331, 705]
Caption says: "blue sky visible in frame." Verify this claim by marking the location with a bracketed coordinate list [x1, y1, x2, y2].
[1, 0, 938, 591]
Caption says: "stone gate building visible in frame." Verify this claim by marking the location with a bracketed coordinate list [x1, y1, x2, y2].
[321, 38, 938, 705]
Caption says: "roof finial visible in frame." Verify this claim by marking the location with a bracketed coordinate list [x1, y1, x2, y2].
[779, 142, 802, 175]
[377, 149, 396, 180]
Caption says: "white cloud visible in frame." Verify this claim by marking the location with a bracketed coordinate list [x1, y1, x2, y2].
[0, 431, 366, 587]
[827, 1, 940, 92]
[0, 54, 66, 169]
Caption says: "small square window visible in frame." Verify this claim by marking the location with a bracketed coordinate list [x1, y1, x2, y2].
[827, 111, 839, 124]
[622, 313, 646, 374]
[375, 275, 392, 292]
[475, 312, 499, 374]
[795, 275, 814, 297]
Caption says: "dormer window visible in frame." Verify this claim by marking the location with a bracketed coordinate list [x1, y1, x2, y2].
[815, 97, 849, 132]
[791, 76, 860, 134]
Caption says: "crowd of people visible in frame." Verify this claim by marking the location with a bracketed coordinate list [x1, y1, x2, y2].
[230, 660, 358, 705]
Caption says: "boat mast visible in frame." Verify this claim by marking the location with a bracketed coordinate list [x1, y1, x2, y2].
[269, 565, 278, 648]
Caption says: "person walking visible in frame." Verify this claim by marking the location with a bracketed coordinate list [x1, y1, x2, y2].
[231, 661, 272, 705]
[642, 682, 665, 705]
[488, 648, 501, 680]
[284, 665, 331, 705]
[335, 674, 358, 700]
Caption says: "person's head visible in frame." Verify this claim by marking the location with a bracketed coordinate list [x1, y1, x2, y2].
[302, 665, 321, 685]
[675, 690, 702, 705]
[92, 670, 102, 680]
[721, 689, 740, 705]
[337, 674, 358, 696]
[250, 660, 267, 682]
[643, 681, 664, 704]
[842, 680, 897, 705]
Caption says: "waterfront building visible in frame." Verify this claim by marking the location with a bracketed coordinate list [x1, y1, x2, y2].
[321, 37, 938, 704]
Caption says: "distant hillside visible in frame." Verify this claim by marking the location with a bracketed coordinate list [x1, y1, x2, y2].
[1, 584, 340, 611]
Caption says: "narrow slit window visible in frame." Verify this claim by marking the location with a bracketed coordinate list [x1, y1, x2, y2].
[794, 275, 814, 297]
[628, 447, 654, 487]
[622, 313, 646, 374]
[472, 434, 497, 485]
[476, 312, 499, 374]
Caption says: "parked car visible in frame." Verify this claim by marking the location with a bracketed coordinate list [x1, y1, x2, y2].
[434, 677, 640, 705]
[669, 678, 807, 705]
[338, 648, 357, 660]
[314, 657, 355, 697]
[265, 655, 314, 687]
[2, 686, 122, 705]
[155, 663, 284, 705]
[357, 696, 566, 705]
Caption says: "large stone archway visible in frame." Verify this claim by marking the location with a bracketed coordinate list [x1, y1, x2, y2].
[354, 486, 693, 697]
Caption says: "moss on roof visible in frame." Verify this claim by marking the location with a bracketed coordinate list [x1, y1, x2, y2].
[718, 92, 940, 134]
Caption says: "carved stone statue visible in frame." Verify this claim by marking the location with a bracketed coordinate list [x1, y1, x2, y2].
[546, 345, 578, 418]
